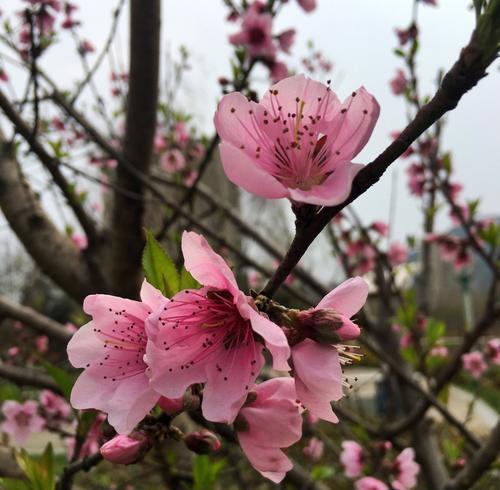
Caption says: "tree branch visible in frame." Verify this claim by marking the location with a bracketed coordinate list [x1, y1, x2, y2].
[442, 420, 500, 490]
[262, 4, 500, 299]
[0, 88, 100, 248]
[0, 362, 61, 394]
[0, 295, 71, 343]
[0, 131, 94, 301]
[110, 0, 161, 298]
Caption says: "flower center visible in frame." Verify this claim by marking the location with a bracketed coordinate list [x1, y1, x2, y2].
[248, 27, 266, 45]
[14, 411, 31, 427]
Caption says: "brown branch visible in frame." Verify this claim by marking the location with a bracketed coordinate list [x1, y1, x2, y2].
[262, 5, 500, 299]
[0, 131, 94, 301]
[0, 88, 100, 248]
[0, 362, 61, 394]
[110, 0, 161, 298]
[56, 453, 103, 490]
[442, 420, 500, 490]
[0, 295, 71, 343]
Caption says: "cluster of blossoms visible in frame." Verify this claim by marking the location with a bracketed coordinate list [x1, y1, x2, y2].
[227, 1, 315, 82]
[0, 390, 71, 445]
[67, 230, 369, 481]
[15, 1, 82, 61]
[330, 215, 408, 276]
[3, 320, 54, 360]
[154, 120, 204, 188]
[462, 338, 500, 379]
[340, 440, 420, 490]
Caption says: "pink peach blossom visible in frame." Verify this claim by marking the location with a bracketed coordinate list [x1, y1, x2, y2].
[78, 413, 106, 458]
[39, 390, 71, 418]
[1, 400, 45, 445]
[395, 25, 418, 46]
[430, 345, 448, 358]
[161, 149, 186, 173]
[154, 131, 167, 152]
[235, 378, 302, 483]
[71, 233, 88, 250]
[303, 436, 324, 461]
[388, 242, 408, 266]
[147, 231, 290, 424]
[292, 277, 368, 423]
[229, 4, 276, 59]
[485, 338, 500, 365]
[400, 332, 412, 349]
[297, 0, 316, 12]
[183, 169, 198, 187]
[277, 29, 295, 53]
[462, 351, 487, 379]
[341, 440, 364, 478]
[174, 121, 190, 147]
[67, 281, 164, 434]
[390, 69, 408, 95]
[214, 74, 379, 206]
[269, 60, 289, 82]
[355, 477, 389, 490]
[371, 221, 389, 236]
[392, 447, 420, 490]
[36, 335, 49, 353]
[7, 346, 19, 357]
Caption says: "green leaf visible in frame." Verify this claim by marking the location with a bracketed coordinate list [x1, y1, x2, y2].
[192, 455, 225, 490]
[0, 478, 31, 490]
[425, 319, 446, 348]
[40, 361, 77, 402]
[441, 152, 453, 172]
[393, 48, 406, 58]
[15, 444, 55, 490]
[0, 383, 23, 402]
[311, 465, 334, 481]
[179, 266, 200, 290]
[142, 230, 180, 297]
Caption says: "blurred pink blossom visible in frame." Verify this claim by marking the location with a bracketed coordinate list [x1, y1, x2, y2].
[340, 440, 364, 478]
[485, 338, 500, 365]
[303, 436, 324, 461]
[1, 400, 45, 445]
[390, 69, 408, 95]
[388, 242, 408, 266]
[392, 447, 420, 490]
[36, 335, 49, 353]
[40, 390, 71, 418]
[462, 351, 487, 379]
[355, 477, 389, 490]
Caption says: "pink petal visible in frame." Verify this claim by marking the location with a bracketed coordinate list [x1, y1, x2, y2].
[219, 142, 288, 199]
[202, 343, 265, 423]
[214, 92, 266, 154]
[147, 337, 208, 399]
[238, 436, 293, 483]
[106, 374, 159, 434]
[316, 276, 369, 317]
[182, 231, 239, 291]
[242, 398, 302, 447]
[140, 280, 165, 310]
[287, 161, 363, 206]
[295, 375, 339, 423]
[330, 87, 380, 161]
[70, 370, 113, 413]
[239, 300, 290, 371]
[261, 74, 340, 123]
[67, 321, 105, 368]
[252, 377, 297, 402]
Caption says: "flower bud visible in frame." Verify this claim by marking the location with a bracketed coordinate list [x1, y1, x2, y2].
[184, 430, 221, 455]
[297, 308, 361, 343]
[100, 432, 152, 465]
[157, 396, 184, 416]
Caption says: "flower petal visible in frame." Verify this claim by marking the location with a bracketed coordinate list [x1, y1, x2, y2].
[140, 280, 165, 310]
[241, 398, 302, 447]
[239, 300, 290, 371]
[238, 436, 293, 483]
[288, 161, 363, 206]
[316, 276, 369, 317]
[219, 142, 289, 199]
[182, 231, 238, 291]
[330, 86, 380, 161]
[202, 342, 265, 423]
[67, 321, 104, 368]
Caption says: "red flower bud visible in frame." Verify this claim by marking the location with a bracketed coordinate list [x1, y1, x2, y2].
[184, 429, 221, 455]
[296, 308, 361, 343]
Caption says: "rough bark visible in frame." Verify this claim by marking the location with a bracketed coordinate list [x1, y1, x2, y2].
[110, 0, 161, 298]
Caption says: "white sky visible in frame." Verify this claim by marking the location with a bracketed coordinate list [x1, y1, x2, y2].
[1, 0, 499, 248]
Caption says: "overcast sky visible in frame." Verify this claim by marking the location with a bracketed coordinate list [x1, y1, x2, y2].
[1, 0, 499, 249]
